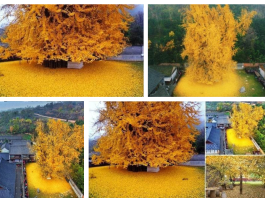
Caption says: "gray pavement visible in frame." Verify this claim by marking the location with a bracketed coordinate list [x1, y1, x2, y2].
[220, 129, 225, 155]
[15, 166, 22, 198]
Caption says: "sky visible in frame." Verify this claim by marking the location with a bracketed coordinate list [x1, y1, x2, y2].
[0, 101, 50, 111]
[88, 101, 105, 139]
[89, 102, 206, 139]
[0, 5, 14, 28]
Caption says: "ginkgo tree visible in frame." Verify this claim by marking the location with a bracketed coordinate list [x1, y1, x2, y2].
[231, 103, 264, 138]
[0, 4, 134, 66]
[181, 5, 256, 84]
[33, 119, 84, 179]
[92, 102, 201, 169]
[207, 156, 265, 194]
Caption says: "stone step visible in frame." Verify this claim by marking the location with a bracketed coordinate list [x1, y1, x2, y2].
[67, 61, 83, 69]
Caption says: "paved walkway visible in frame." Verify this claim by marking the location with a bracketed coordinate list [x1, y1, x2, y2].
[15, 166, 22, 198]
[220, 129, 225, 155]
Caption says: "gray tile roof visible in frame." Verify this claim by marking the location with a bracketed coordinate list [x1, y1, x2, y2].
[216, 116, 231, 125]
[148, 67, 169, 97]
[0, 189, 13, 198]
[148, 68, 165, 95]
[0, 136, 22, 141]
[11, 140, 29, 146]
[1, 143, 10, 151]
[9, 140, 34, 155]
[0, 158, 16, 198]
[206, 142, 219, 151]
[206, 123, 221, 151]
[206, 111, 227, 116]
[0, 154, 9, 161]
[206, 112, 231, 125]
[206, 123, 212, 140]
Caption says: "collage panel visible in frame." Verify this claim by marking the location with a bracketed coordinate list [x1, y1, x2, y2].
[206, 156, 265, 198]
[206, 101, 265, 155]
[0, 101, 84, 198]
[0, 4, 143, 97]
[148, 4, 265, 97]
[89, 101, 205, 198]
[1, 2, 265, 198]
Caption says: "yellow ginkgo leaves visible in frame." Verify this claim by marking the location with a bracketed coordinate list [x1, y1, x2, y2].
[92, 102, 200, 168]
[231, 103, 264, 138]
[26, 163, 73, 195]
[181, 5, 256, 84]
[89, 166, 205, 198]
[0, 5, 134, 64]
[227, 129, 255, 154]
[33, 119, 84, 178]
[0, 60, 143, 97]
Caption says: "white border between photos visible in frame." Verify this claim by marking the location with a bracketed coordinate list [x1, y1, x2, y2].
[2, 2, 265, 198]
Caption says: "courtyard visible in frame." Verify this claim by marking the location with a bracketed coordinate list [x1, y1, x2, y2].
[26, 163, 76, 198]
[226, 129, 256, 155]
[174, 70, 265, 97]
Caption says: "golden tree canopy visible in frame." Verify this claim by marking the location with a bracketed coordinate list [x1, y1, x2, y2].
[207, 156, 265, 187]
[0, 4, 134, 63]
[181, 5, 256, 84]
[231, 103, 264, 138]
[92, 102, 200, 168]
[33, 119, 84, 178]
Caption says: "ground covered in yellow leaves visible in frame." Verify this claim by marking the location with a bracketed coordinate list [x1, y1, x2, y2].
[0, 60, 143, 97]
[89, 166, 205, 198]
[174, 70, 265, 97]
[225, 183, 265, 198]
[227, 129, 255, 154]
[26, 163, 75, 198]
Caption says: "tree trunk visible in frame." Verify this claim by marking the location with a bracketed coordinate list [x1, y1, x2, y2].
[43, 60, 68, 68]
[209, 190, 216, 198]
[127, 165, 147, 172]
[240, 173, 243, 194]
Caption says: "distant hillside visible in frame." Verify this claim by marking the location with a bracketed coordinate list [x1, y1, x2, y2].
[33, 101, 84, 120]
[0, 101, 84, 134]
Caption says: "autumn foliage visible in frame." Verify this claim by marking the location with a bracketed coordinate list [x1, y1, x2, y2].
[92, 102, 200, 168]
[231, 103, 264, 138]
[207, 156, 265, 194]
[33, 119, 84, 178]
[181, 5, 256, 84]
[0, 5, 134, 64]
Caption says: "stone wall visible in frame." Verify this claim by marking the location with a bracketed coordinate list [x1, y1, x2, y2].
[107, 55, 143, 61]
